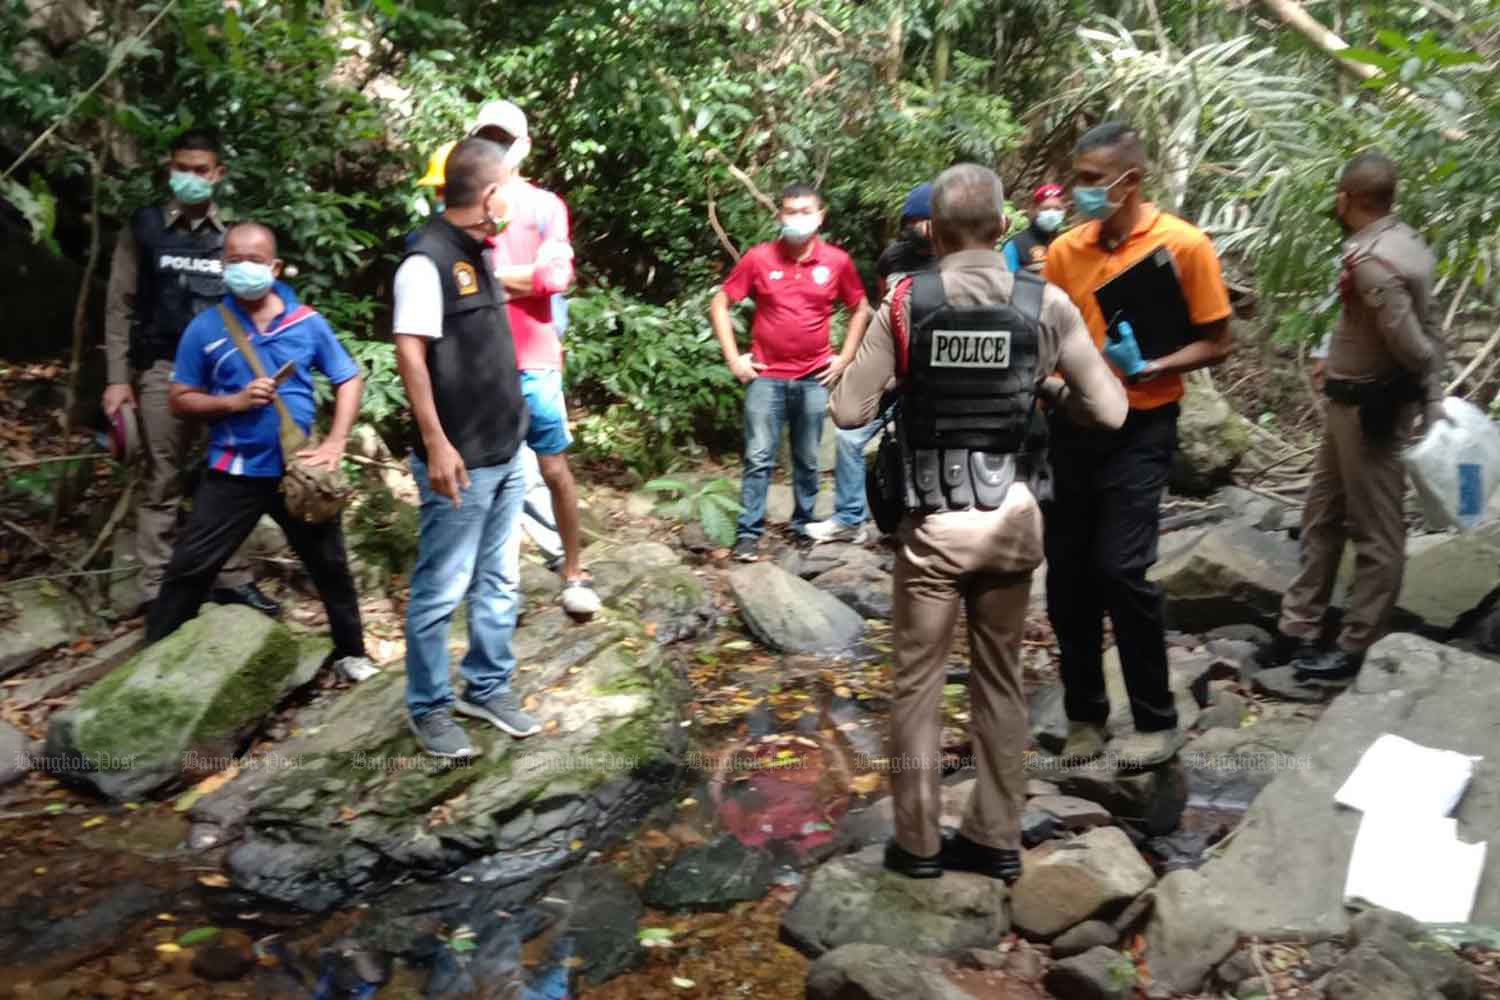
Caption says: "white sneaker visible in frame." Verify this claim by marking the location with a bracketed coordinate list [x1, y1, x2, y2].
[803, 519, 871, 544]
[333, 655, 381, 683]
[560, 579, 602, 619]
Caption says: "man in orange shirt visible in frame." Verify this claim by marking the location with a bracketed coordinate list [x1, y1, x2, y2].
[1042, 122, 1233, 766]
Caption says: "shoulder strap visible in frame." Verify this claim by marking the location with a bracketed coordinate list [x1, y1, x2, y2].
[1011, 270, 1045, 323]
[216, 304, 308, 458]
[891, 276, 914, 377]
[909, 270, 947, 330]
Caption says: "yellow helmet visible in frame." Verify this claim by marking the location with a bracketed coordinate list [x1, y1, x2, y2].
[416, 140, 457, 188]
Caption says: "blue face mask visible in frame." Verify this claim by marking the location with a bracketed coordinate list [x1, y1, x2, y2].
[169, 170, 215, 206]
[1072, 171, 1134, 221]
[224, 261, 276, 301]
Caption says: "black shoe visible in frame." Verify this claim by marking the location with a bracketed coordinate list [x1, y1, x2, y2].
[883, 838, 942, 879]
[1257, 630, 1320, 668]
[732, 537, 759, 562]
[211, 583, 282, 618]
[941, 832, 1022, 883]
[1294, 647, 1365, 683]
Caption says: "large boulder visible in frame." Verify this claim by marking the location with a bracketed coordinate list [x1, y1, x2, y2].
[1169, 370, 1252, 496]
[805, 943, 976, 1000]
[1150, 523, 1301, 633]
[190, 599, 691, 912]
[1198, 633, 1500, 936]
[1009, 826, 1156, 939]
[1142, 869, 1237, 993]
[729, 562, 865, 654]
[781, 844, 1010, 958]
[43, 605, 301, 800]
[0, 581, 91, 679]
[1326, 908, 1479, 1000]
[811, 563, 893, 621]
[1396, 526, 1500, 633]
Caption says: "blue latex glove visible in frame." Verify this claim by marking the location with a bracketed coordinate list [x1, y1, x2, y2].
[1104, 320, 1148, 378]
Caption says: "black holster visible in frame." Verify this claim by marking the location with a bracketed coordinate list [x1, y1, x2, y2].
[1325, 373, 1422, 443]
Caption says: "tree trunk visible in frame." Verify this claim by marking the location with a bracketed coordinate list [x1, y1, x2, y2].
[885, 2, 904, 86]
[933, 28, 951, 90]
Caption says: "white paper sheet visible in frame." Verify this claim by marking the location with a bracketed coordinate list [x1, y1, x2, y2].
[1343, 812, 1489, 923]
[1334, 734, 1481, 817]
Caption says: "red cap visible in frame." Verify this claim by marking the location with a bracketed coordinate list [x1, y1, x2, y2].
[1033, 183, 1065, 204]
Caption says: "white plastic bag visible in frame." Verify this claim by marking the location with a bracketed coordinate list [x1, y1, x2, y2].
[1401, 396, 1500, 532]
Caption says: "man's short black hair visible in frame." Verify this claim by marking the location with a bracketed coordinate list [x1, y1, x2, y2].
[443, 138, 508, 209]
[781, 183, 823, 207]
[1075, 121, 1147, 171]
[1340, 150, 1398, 211]
[171, 128, 222, 158]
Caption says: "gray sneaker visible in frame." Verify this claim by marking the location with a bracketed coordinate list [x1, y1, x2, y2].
[456, 689, 543, 738]
[408, 709, 479, 759]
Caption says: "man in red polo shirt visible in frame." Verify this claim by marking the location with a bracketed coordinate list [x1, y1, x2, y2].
[710, 183, 870, 562]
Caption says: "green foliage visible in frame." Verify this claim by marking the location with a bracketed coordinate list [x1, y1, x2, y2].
[563, 285, 742, 476]
[642, 475, 741, 546]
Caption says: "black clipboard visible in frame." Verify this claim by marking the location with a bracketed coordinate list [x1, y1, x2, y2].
[1093, 245, 1194, 360]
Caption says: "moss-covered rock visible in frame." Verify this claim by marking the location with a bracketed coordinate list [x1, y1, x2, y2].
[43, 605, 299, 800]
[189, 543, 700, 912]
[1171, 370, 1253, 496]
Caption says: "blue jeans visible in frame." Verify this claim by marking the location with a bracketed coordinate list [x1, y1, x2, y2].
[405, 452, 526, 720]
[737, 375, 828, 540]
[832, 420, 882, 526]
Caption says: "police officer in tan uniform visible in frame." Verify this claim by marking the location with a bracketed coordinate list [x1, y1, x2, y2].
[830, 164, 1126, 880]
[1267, 151, 1445, 681]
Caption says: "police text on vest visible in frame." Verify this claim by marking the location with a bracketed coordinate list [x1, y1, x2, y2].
[930, 329, 1011, 368]
[157, 255, 223, 275]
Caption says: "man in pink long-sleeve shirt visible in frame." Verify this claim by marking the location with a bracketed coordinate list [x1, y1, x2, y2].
[470, 100, 600, 619]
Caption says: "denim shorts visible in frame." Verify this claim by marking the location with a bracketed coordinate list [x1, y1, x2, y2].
[521, 368, 573, 455]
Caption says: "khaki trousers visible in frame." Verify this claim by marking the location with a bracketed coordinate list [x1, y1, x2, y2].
[1279, 401, 1408, 652]
[891, 496, 1042, 857]
[136, 360, 251, 600]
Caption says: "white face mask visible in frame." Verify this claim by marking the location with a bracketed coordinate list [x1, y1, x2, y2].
[1035, 208, 1066, 233]
[780, 214, 821, 242]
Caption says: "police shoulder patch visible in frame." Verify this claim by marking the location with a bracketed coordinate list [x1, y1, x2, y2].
[453, 261, 479, 295]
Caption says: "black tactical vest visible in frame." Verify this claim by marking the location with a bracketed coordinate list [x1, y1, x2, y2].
[403, 217, 528, 470]
[1006, 224, 1051, 273]
[129, 205, 226, 368]
[896, 269, 1045, 512]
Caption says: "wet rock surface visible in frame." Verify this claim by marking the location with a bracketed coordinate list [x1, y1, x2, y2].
[643, 833, 776, 911]
[185, 546, 703, 912]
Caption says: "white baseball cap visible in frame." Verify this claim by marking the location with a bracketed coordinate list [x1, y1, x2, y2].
[468, 100, 528, 141]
